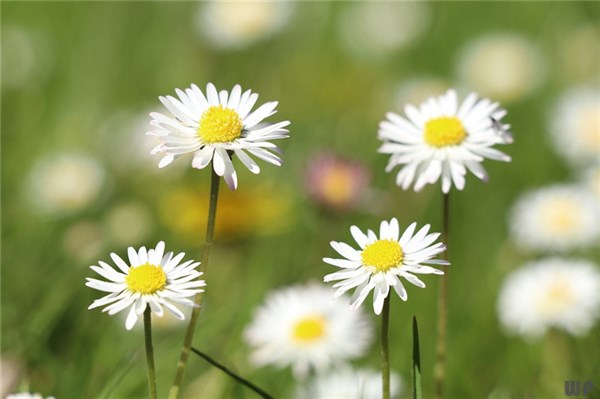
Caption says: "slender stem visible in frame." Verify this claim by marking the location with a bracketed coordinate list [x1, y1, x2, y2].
[143, 308, 158, 399]
[434, 192, 450, 399]
[169, 170, 221, 399]
[381, 296, 391, 399]
[190, 347, 274, 399]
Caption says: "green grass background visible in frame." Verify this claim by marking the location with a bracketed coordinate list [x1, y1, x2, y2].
[2, 2, 599, 398]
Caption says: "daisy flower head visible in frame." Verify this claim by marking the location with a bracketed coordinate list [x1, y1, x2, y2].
[497, 258, 600, 338]
[244, 283, 373, 378]
[6, 394, 55, 399]
[323, 218, 448, 315]
[508, 184, 599, 252]
[86, 241, 205, 330]
[297, 366, 402, 399]
[148, 83, 290, 190]
[378, 89, 512, 194]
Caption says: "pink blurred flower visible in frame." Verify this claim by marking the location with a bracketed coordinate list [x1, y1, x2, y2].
[305, 153, 370, 212]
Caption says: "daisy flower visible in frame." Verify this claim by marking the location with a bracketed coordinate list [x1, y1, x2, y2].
[323, 218, 448, 314]
[244, 283, 373, 378]
[6, 394, 55, 399]
[86, 241, 205, 330]
[148, 83, 290, 190]
[297, 367, 402, 399]
[378, 89, 512, 193]
[508, 184, 599, 252]
[549, 86, 599, 166]
[497, 258, 600, 337]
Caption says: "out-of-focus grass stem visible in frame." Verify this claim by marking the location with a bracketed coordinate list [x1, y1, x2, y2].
[434, 192, 450, 399]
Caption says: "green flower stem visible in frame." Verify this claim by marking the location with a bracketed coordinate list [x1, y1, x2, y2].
[381, 295, 391, 399]
[434, 192, 450, 399]
[190, 347, 274, 399]
[169, 170, 221, 399]
[143, 308, 158, 399]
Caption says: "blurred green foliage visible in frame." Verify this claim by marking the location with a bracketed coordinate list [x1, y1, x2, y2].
[2, 2, 599, 399]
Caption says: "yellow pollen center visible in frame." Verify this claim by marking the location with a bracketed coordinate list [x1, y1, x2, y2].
[292, 316, 326, 343]
[538, 281, 573, 314]
[361, 239, 403, 272]
[198, 105, 243, 143]
[126, 264, 167, 294]
[540, 199, 579, 234]
[424, 116, 467, 147]
[321, 168, 353, 205]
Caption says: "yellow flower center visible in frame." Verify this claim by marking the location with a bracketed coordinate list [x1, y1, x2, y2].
[539, 199, 579, 235]
[292, 316, 326, 343]
[321, 167, 353, 205]
[424, 116, 467, 147]
[537, 281, 573, 315]
[126, 264, 167, 294]
[198, 105, 243, 143]
[361, 239, 403, 272]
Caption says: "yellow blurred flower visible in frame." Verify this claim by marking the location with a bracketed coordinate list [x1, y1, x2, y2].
[159, 184, 294, 241]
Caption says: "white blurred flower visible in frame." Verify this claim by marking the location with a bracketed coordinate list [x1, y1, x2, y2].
[323, 218, 447, 315]
[0, 356, 21, 398]
[497, 258, 600, 337]
[549, 86, 599, 166]
[6, 394, 55, 399]
[395, 77, 449, 111]
[378, 89, 512, 193]
[338, 2, 429, 58]
[509, 185, 599, 252]
[25, 153, 105, 216]
[103, 201, 154, 246]
[457, 34, 544, 102]
[580, 164, 600, 198]
[196, 1, 294, 50]
[297, 367, 402, 399]
[244, 283, 373, 378]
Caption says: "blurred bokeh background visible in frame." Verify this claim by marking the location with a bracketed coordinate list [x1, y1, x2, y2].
[2, 1, 599, 398]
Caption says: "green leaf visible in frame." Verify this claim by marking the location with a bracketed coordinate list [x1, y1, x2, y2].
[412, 316, 422, 399]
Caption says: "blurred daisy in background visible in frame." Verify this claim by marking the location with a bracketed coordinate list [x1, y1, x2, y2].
[304, 153, 371, 212]
[0, 356, 21, 398]
[580, 164, 600, 198]
[296, 367, 402, 399]
[244, 283, 373, 378]
[378, 89, 512, 193]
[338, 1, 430, 58]
[394, 77, 449, 111]
[6, 394, 55, 399]
[86, 241, 205, 330]
[456, 34, 544, 103]
[509, 185, 599, 252]
[195, 1, 294, 50]
[497, 258, 600, 337]
[159, 185, 293, 242]
[148, 83, 290, 190]
[103, 201, 154, 246]
[549, 86, 599, 166]
[323, 218, 447, 314]
[25, 152, 106, 216]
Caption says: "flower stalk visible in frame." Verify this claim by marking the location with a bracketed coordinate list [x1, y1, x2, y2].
[381, 296, 391, 399]
[434, 192, 450, 399]
[169, 169, 221, 399]
[143, 308, 158, 399]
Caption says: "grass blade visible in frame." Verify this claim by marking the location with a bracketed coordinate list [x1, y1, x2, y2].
[412, 316, 422, 399]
